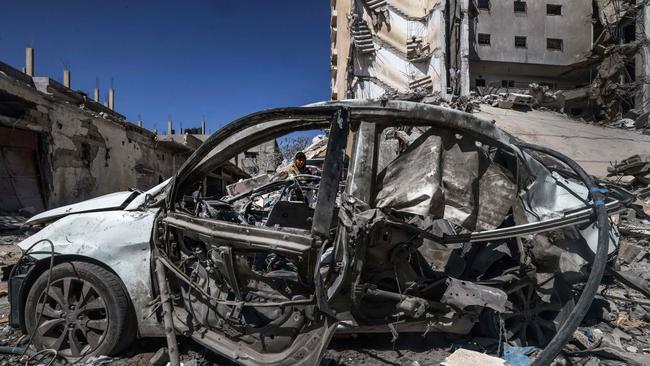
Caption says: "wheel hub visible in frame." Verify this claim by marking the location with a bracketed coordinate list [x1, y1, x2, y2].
[33, 277, 109, 358]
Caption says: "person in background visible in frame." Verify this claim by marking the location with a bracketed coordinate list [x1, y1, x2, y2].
[273, 151, 313, 180]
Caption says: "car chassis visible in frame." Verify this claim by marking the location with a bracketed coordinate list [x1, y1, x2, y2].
[9, 101, 615, 366]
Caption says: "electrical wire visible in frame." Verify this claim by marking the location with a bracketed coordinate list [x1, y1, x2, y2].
[7, 239, 58, 362]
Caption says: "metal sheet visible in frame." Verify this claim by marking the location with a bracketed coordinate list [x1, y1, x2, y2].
[375, 130, 444, 216]
[441, 278, 508, 312]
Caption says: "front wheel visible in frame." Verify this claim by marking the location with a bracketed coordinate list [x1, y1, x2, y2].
[24, 261, 134, 361]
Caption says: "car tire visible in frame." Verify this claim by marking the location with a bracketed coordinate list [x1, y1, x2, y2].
[24, 261, 134, 361]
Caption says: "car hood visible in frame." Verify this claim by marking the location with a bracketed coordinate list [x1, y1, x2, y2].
[26, 191, 140, 225]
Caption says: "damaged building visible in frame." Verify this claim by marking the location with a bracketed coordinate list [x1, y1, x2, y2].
[469, 0, 594, 91]
[330, 0, 650, 120]
[0, 54, 249, 214]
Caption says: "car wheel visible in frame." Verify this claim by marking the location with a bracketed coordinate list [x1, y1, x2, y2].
[24, 261, 133, 361]
[480, 276, 575, 347]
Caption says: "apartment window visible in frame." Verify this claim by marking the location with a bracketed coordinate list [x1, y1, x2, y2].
[477, 0, 490, 10]
[515, 36, 527, 48]
[547, 38, 563, 50]
[502, 80, 515, 87]
[514, 1, 526, 13]
[547, 4, 562, 15]
[478, 33, 491, 45]
[475, 79, 486, 87]
[244, 151, 259, 159]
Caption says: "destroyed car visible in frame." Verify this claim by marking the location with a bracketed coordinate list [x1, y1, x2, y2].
[8, 100, 618, 365]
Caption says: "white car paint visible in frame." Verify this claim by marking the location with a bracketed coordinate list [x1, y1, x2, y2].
[26, 191, 138, 225]
[19, 209, 164, 337]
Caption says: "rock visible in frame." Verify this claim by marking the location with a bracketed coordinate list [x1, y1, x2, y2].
[441, 348, 506, 366]
[617, 118, 636, 128]
[572, 330, 594, 350]
[612, 327, 632, 341]
[627, 345, 638, 353]
[619, 240, 647, 263]
[600, 331, 623, 349]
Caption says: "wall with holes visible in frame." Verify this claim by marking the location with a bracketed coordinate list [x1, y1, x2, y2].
[0, 63, 187, 212]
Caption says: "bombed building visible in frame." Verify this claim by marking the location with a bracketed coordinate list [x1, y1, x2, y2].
[0, 52, 250, 214]
[330, 0, 650, 120]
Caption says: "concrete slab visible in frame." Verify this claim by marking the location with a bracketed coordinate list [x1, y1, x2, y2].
[478, 105, 650, 177]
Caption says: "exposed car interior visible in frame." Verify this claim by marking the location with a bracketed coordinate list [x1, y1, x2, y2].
[152, 105, 613, 364]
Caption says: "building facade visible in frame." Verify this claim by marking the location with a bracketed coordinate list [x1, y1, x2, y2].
[330, 0, 448, 100]
[470, 0, 594, 90]
[0, 58, 247, 213]
[330, 0, 599, 99]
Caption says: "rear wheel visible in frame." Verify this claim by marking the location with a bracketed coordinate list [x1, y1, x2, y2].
[24, 261, 133, 361]
[480, 276, 574, 347]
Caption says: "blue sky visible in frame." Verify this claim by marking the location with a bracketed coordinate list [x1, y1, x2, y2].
[0, 1, 330, 133]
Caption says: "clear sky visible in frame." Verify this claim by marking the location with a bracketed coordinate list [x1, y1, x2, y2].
[0, 1, 330, 133]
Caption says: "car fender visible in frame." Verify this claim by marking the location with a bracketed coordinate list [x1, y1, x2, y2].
[17, 209, 164, 337]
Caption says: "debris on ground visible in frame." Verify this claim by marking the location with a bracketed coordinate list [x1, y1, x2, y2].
[1, 108, 650, 366]
[441, 348, 506, 366]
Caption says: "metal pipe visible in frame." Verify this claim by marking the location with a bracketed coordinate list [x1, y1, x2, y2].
[108, 88, 115, 110]
[25, 48, 34, 76]
[154, 257, 180, 366]
[63, 69, 71, 88]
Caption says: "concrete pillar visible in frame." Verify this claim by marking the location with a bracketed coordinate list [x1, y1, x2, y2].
[25, 48, 34, 76]
[93, 87, 100, 102]
[201, 117, 206, 134]
[63, 68, 71, 88]
[167, 118, 173, 135]
[459, 0, 471, 96]
[636, 2, 650, 113]
[434, 8, 448, 96]
[108, 87, 115, 110]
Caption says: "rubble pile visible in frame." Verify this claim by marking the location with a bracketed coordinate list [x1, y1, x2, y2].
[554, 155, 650, 365]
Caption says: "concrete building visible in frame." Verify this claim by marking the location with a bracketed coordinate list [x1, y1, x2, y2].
[192, 135, 280, 178]
[0, 56, 246, 213]
[330, 0, 448, 100]
[329, 1, 612, 99]
[234, 140, 282, 177]
[470, 0, 594, 90]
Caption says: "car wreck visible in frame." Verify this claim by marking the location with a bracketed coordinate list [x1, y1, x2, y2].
[7, 100, 617, 366]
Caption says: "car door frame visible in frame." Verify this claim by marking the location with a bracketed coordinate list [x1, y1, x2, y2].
[157, 106, 350, 365]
